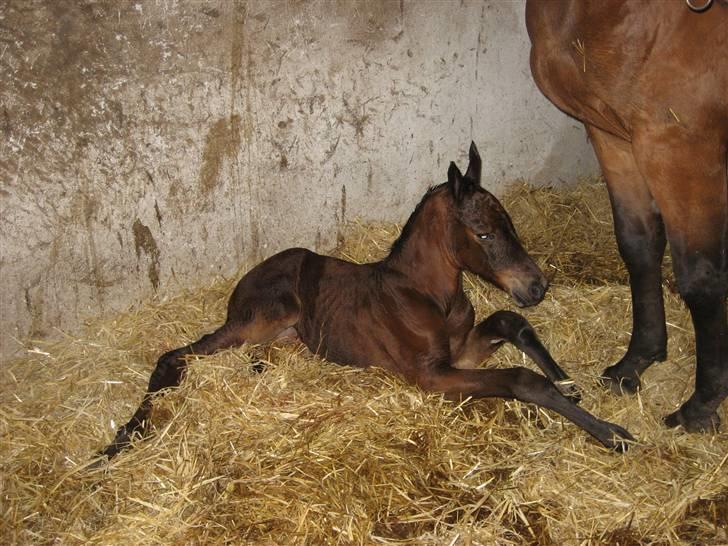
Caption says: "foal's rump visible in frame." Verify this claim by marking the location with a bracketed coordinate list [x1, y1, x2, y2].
[225, 247, 309, 343]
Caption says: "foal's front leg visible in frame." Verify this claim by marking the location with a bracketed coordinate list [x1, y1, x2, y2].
[453, 310, 581, 403]
[420, 364, 633, 450]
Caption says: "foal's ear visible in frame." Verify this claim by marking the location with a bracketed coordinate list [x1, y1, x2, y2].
[464, 141, 482, 185]
[448, 161, 471, 202]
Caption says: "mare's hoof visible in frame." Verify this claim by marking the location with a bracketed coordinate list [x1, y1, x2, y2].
[600, 366, 641, 395]
[600, 349, 666, 396]
[664, 407, 721, 433]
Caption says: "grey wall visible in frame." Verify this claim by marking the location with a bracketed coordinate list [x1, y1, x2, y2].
[0, 0, 597, 362]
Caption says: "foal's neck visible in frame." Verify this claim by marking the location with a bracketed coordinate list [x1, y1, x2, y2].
[385, 192, 462, 308]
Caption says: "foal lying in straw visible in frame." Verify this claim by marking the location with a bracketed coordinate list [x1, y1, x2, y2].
[101, 143, 633, 459]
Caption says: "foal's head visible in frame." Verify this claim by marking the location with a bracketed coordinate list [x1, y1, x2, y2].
[447, 142, 548, 307]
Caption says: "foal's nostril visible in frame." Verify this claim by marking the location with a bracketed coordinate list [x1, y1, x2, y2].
[528, 279, 546, 301]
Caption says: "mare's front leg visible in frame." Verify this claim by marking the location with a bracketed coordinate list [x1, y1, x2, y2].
[453, 310, 581, 403]
[631, 126, 727, 432]
[587, 126, 668, 395]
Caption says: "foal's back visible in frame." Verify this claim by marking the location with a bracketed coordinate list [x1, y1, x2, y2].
[229, 246, 446, 374]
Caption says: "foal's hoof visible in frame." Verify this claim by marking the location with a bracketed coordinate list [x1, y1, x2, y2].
[98, 423, 139, 460]
[86, 454, 111, 471]
[604, 422, 635, 453]
[664, 407, 721, 433]
[600, 366, 640, 395]
[251, 360, 267, 374]
[555, 379, 582, 405]
[99, 435, 130, 460]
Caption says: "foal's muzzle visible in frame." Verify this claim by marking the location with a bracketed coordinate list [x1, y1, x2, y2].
[509, 275, 549, 307]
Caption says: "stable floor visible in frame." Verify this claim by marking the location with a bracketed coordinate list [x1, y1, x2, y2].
[1, 180, 726, 545]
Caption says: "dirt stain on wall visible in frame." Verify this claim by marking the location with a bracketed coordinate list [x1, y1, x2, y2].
[199, 115, 242, 196]
[132, 219, 161, 290]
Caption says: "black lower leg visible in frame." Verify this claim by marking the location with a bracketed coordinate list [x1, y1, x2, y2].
[100, 346, 191, 458]
[435, 366, 633, 450]
[601, 204, 667, 394]
[601, 272, 667, 394]
[480, 311, 580, 402]
[508, 368, 634, 450]
[99, 323, 243, 459]
[665, 280, 727, 432]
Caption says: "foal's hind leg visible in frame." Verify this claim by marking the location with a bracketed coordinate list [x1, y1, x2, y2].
[101, 321, 249, 459]
[101, 252, 305, 459]
[454, 310, 581, 403]
[102, 314, 300, 459]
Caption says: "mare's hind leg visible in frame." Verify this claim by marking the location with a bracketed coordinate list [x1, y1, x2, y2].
[101, 250, 306, 459]
[632, 127, 727, 432]
[454, 310, 581, 403]
[587, 125, 668, 394]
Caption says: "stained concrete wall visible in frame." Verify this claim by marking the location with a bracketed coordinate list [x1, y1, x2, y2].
[0, 0, 597, 362]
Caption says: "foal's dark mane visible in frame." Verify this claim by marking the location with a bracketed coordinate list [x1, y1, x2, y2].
[387, 183, 447, 260]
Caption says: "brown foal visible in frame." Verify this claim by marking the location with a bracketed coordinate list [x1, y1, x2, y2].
[101, 143, 632, 459]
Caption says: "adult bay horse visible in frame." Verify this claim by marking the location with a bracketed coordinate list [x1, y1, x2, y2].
[527, 0, 727, 431]
[101, 143, 632, 459]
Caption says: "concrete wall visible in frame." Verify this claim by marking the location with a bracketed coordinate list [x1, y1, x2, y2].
[0, 0, 597, 362]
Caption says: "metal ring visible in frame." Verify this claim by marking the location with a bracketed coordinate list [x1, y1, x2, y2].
[686, 0, 713, 12]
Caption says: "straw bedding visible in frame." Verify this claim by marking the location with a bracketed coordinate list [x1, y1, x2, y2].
[1, 180, 726, 545]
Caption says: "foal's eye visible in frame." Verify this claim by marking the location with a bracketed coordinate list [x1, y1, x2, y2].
[478, 233, 495, 240]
